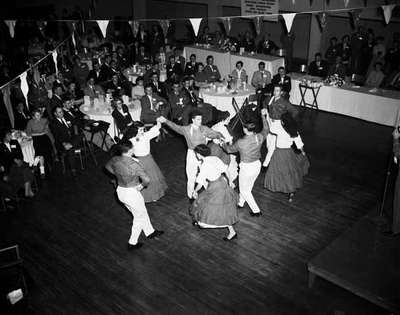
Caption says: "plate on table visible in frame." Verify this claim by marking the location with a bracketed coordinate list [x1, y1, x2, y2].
[352, 85, 361, 88]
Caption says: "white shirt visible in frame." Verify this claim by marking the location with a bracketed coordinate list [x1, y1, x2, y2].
[269, 120, 304, 149]
[211, 121, 233, 143]
[130, 125, 160, 157]
[196, 156, 228, 186]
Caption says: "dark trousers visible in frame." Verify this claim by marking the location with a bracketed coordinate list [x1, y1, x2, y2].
[61, 135, 81, 171]
[393, 166, 400, 234]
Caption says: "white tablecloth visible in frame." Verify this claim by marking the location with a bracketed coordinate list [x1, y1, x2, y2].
[290, 73, 400, 127]
[123, 69, 167, 83]
[20, 140, 35, 166]
[184, 45, 285, 77]
[199, 87, 255, 118]
[80, 102, 141, 139]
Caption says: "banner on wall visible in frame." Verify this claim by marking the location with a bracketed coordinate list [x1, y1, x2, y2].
[241, 0, 279, 21]
[4, 20, 17, 38]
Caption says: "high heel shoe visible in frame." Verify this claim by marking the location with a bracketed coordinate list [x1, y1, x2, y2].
[223, 233, 238, 241]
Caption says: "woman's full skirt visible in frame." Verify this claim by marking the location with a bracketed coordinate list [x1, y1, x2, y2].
[190, 176, 239, 226]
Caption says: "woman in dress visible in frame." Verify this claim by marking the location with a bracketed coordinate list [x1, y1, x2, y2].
[190, 144, 239, 241]
[123, 121, 167, 202]
[131, 76, 145, 119]
[263, 111, 310, 202]
[25, 108, 55, 177]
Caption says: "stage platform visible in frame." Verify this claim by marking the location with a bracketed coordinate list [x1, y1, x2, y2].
[308, 213, 400, 314]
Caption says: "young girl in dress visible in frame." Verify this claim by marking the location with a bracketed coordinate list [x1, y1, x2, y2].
[123, 121, 167, 202]
[263, 111, 310, 202]
[190, 144, 239, 241]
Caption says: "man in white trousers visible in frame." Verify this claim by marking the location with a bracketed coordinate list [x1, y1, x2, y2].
[158, 110, 223, 199]
[105, 140, 164, 250]
[263, 84, 298, 167]
[224, 112, 269, 216]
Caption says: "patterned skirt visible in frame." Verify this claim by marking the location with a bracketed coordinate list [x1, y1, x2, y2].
[264, 148, 310, 193]
[137, 154, 168, 203]
[190, 176, 239, 226]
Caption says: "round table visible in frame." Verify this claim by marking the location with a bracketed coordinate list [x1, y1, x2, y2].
[80, 101, 141, 139]
[199, 86, 255, 118]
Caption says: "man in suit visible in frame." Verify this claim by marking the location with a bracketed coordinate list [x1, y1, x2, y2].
[46, 84, 64, 119]
[149, 72, 167, 99]
[251, 61, 272, 90]
[50, 106, 81, 175]
[99, 55, 114, 83]
[271, 67, 292, 96]
[87, 62, 101, 84]
[184, 54, 199, 77]
[168, 81, 190, 124]
[173, 48, 186, 72]
[14, 102, 30, 130]
[112, 99, 133, 136]
[140, 84, 168, 124]
[83, 77, 105, 98]
[203, 55, 221, 83]
[166, 55, 184, 83]
[72, 56, 90, 89]
[105, 74, 124, 99]
[308, 53, 329, 78]
[63, 98, 88, 131]
[182, 76, 198, 106]
[328, 56, 347, 79]
[257, 33, 278, 55]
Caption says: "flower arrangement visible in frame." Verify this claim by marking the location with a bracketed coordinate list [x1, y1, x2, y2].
[324, 74, 344, 87]
[300, 78, 323, 88]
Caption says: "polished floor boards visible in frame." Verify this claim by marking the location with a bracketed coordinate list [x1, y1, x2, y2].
[0, 108, 395, 315]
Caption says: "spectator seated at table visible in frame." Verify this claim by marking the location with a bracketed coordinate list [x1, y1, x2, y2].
[364, 62, 385, 88]
[182, 76, 198, 106]
[271, 67, 292, 97]
[166, 55, 184, 83]
[99, 54, 114, 83]
[136, 45, 151, 65]
[116, 46, 129, 70]
[87, 62, 102, 84]
[257, 33, 278, 55]
[46, 84, 64, 119]
[328, 56, 347, 79]
[14, 102, 31, 131]
[149, 72, 167, 99]
[26, 109, 54, 177]
[63, 98, 89, 131]
[50, 106, 82, 175]
[203, 55, 221, 83]
[72, 56, 90, 89]
[83, 77, 105, 98]
[184, 54, 199, 77]
[112, 99, 134, 136]
[241, 31, 256, 52]
[140, 84, 169, 124]
[105, 74, 125, 99]
[251, 61, 272, 90]
[308, 53, 329, 78]
[325, 37, 339, 65]
[194, 63, 208, 84]
[142, 62, 155, 84]
[131, 76, 145, 113]
[198, 26, 212, 44]
[231, 61, 247, 86]
[169, 81, 191, 124]
[64, 81, 84, 106]
[0, 129, 35, 197]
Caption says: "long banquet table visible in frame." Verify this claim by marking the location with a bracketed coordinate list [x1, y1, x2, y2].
[290, 73, 400, 127]
[184, 45, 285, 78]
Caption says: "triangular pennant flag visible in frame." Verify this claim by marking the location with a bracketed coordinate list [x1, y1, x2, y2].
[222, 17, 232, 35]
[4, 20, 16, 38]
[282, 13, 296, 33]
[317, 12, 328, 30]
[96, 20, 109, 38]
[159, 20, 170, 37]
[292, 0, 296, 5]
[344, 0, 350, 8]
[52, 50, 58, 75]
[189, 18, 202, 37]
[382, 4, 396, 24]
[71, 31, 76, 50]
[129, 20, 140, 37]
[349, 9, 362, 29]
[2, 86, 15, 128]
[19, 71, 29, 109]
[253, 17, 262, 36]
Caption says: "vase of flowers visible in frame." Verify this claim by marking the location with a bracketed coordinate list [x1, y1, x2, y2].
[324, 74, 344, 87]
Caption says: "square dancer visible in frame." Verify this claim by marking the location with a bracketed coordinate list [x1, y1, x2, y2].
[157, 110, 223, 199]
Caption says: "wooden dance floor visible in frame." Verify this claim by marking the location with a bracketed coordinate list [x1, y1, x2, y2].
[0, 108, 397, 314]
